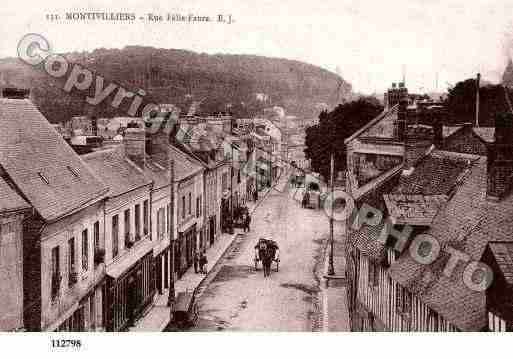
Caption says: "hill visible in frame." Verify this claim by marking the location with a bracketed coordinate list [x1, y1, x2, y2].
[0, 46, 352, 122]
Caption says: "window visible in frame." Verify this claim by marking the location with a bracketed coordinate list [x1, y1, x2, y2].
[112, 215, 119, 258]
[135, 204, 141, 239]
[167, 203, 171, 235]
[222, 173, 228, 191]
[82, 229, 88, 271]
[182, 196, 186, 219]
[196, 197, 200, 217]
[237, 170, 241, 183]
[51, 246, 60, 300]
[67, 165, 79, 178]
[157, 208, 165, 240]
[68, 237, 75, 286]
[93, 221, 100, 251]
[188, 193, 192, 215]
[143, 200, 149, 235]
[38, 171, 49, 185]
[124, 209, 130, 245]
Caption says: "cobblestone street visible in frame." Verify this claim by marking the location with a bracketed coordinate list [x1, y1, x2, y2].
[187, 178, 348, 331]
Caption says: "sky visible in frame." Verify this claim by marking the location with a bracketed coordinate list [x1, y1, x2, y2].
[1, 0, 513, 95]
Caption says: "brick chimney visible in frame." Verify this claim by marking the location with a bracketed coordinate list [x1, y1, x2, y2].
[399, 92, 435, 170]
[487, 113, 513, 201]
[404, 124, 434, 170]
[395, 96, 408, 142]
[124, 126, 146, 169]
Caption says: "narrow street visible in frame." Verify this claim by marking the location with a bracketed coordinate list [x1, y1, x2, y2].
[188, 176, 345, 331]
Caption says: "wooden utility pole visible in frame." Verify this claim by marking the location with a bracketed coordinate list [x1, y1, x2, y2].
[476, 73, 481, 127]
[328, 153, 335, 276]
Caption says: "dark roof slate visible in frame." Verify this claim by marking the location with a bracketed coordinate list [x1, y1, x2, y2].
[0, 176, 29, 213]
[82, 146, 150, 197]
[0, 98, 108, 221]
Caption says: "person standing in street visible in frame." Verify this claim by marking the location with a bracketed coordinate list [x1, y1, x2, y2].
[193, 250, 199, 274]
[200, 251, 208, 274]
[245, 213, 252, 232]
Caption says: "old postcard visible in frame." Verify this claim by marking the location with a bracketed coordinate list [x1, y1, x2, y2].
[1, 0, 512, 357]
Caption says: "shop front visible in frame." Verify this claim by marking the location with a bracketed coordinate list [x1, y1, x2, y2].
[105, 248, 155, 331]
[155, 245, 171, 295]
[208, 215, 216, 246]
[176, 224, 196, 278]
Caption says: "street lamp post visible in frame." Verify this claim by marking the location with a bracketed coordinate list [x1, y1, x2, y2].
[168, 157, 176, 316]
[328, 153, 335, 276]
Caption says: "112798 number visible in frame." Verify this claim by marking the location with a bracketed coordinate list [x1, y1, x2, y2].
[51, 339, 82, 348]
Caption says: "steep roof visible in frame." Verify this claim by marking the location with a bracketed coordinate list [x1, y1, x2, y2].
[387, 154, 513, 331]
[349, 146, 513, 330]
[169, 145, 204, 181]
[0, 98, 108, 221]
[0, 176, 29, 213]
[486, 242, 513, 285]
[344, 104, 398, 144]
[392, 151, 477, 195]
[82, 146, 150, 197]
[443, 125, 495, 143]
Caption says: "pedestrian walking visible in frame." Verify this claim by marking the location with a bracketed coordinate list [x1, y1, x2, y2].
[193, 251, 199, 274]
[199, 251, 208, 274]
[245, 213, 252, 232]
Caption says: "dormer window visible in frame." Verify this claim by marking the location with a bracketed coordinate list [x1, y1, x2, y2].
[38, 172, 49, 185]
[67, 166, 79, 178]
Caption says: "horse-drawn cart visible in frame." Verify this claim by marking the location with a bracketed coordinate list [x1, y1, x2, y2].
[254, 238, 280, 276]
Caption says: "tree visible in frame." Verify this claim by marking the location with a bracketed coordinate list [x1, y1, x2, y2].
[304, 97, 383, 180]
[445, 78, 513, 126]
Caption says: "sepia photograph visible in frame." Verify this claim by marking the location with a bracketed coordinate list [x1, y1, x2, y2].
[0, 0, 512, 356]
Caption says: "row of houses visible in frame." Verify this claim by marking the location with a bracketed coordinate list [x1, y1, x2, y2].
[344, 83, 513, 332]
[0, 92, 272, 331]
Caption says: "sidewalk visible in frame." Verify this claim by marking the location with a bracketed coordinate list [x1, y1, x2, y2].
[130, 182, 275, 332]
[321, 235, 350, 331]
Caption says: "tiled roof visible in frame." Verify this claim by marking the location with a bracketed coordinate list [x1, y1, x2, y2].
[473, 127, 495, 143]
[388, 155, 512, 330]
[145, 143, 204, 184]
[443, 126, 461, 138]
[392, 151, 478, 195]
[384, 194, 447, 226]
[82, 146, 150, 197]
[349, 223, 386, 260]
[443, 125, 495, 143]
[0, 98, 108, 221]
[0, 176, 29, 213]
[486, 242, 513, 285]
[169, 145, 204, 181]
[349, 146, 513, 330]
[344, 105, 398, 144]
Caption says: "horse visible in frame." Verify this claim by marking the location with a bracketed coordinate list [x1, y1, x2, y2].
[262, 249, 273, 277]
[262, 243, 278, 277]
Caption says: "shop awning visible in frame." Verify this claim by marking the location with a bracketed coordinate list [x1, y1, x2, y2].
[106, 238, 154, 279]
